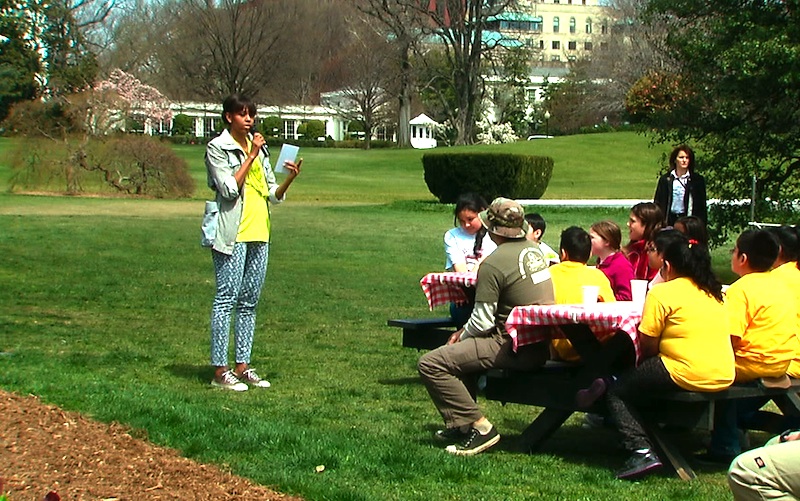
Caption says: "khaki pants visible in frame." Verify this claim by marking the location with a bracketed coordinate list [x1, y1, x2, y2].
[728, 438, 800, 500]
[418, 333, 548, 429]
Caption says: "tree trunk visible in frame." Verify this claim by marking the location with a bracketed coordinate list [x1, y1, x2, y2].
[396, 43, 412, 147]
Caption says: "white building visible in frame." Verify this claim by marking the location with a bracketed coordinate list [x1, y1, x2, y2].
[148, 101, 348, 141]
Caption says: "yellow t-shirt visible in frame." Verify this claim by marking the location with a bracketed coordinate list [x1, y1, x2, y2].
[771, 262, 800, 378]
[237, 153, 271, 243]
[548, 261, 616, 362]
[639, 277, 734, 391]
[726, 271, 799, 381]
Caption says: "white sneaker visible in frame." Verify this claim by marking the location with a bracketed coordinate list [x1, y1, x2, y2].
[239, 368, 271, 388]
[211, 370, 248, 391]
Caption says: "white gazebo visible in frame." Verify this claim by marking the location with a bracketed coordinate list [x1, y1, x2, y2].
[409, 114, 438, 149]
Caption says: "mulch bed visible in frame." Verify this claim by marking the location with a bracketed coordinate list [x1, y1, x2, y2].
[0, 390, 303, 500]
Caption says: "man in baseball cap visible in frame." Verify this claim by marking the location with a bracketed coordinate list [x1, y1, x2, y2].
[419, 197, 555, 456]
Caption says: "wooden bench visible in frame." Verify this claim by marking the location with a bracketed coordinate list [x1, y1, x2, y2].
[387, 317, 459, 350]
[483, 367, 800, 480]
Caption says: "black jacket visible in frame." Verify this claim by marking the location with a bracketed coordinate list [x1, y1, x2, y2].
[653, 172, 707, 224]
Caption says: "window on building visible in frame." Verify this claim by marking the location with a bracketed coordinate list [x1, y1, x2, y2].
[600, 41, 608, 50]
[284, 120, 296, 139]
[569, 17, 576, 34]
[552, 40, 560, 50]
[568, 41, 576, 50]
[203, 118, 215, 137]
[584, 41, 593, 50]
[550, 55, 561, 61]
[568, 55, 577, 62]
[553, 16, 559, 33]
[585, 17, 592, 34]
[601, 20, 608, 34]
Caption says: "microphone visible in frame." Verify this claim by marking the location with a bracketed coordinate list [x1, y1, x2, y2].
[250, 122, 270, 157]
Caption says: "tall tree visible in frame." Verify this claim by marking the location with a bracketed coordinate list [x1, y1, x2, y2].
[0, 0, 40, 121]
[582, 0, 675, 120]
[643, 0, 800, 227]
[332, 23, 395, 149]
[358, 0, 428, 147]
[3, 0, 113, 100]
[368, 0, 518, 145]
[155, 0, 296, 103]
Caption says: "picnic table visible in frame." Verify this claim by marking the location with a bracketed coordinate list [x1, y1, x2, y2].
[415, 271, 800, 480]
[490, 302, 800, 480]
[419, 271, 476, 309]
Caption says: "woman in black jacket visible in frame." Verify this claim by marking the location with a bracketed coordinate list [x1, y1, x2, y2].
[653, 145, 707, 226]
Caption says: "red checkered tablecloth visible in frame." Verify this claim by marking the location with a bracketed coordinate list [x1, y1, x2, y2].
[506, 302, 643, 361]
[420, 272, 477, 310]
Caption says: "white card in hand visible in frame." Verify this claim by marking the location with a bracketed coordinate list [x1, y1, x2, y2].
[274, 144, 299, 174]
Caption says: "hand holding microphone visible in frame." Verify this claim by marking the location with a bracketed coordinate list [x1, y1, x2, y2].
[250, 122, 269, 157]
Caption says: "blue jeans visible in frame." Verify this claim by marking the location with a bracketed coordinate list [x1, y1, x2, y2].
[210, 242, 269, 367]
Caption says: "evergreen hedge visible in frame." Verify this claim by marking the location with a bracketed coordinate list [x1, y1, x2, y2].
[422, 152, 553, 203]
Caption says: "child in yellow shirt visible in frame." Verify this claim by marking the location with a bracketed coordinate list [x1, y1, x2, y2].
[703, 229, 800, 464]
[548, 226, 616, 362]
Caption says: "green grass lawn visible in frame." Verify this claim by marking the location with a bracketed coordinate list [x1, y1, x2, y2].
[0, 134, 739, 500]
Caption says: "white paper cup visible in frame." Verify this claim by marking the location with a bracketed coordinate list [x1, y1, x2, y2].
[631, 280, 649, 308]
[582, 285, 600, 305]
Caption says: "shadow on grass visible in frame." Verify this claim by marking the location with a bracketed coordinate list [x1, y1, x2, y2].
[166, 363, 214, 384]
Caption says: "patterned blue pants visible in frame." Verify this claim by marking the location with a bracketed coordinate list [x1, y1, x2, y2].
[210, 242, 269, 367]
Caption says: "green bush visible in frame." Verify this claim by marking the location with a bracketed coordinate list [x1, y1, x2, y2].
[423, 152, 553, 203]
[262, 116, 282, 136]
[302, 119, 326, 140]
[9, 135, 195, 197]
[171, 113, 193, 136]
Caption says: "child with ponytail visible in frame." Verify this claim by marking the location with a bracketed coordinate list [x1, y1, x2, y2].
[587, 231, 735, 480]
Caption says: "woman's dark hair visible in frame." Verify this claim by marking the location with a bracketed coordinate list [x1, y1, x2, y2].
[221, 94, 257, 125]
[767, 225, 800, 264]
[669, 144, 696, 172]
[453, 193, 489, 260]
[591, 220, 622, 251]
[657, 230, 723, 302]
[674, 215, 709, 248]
[630, 202, 664, 242]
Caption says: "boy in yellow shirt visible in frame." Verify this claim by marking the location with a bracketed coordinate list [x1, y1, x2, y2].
[548, 226, 616, 362]
[702, 229, 800, 464]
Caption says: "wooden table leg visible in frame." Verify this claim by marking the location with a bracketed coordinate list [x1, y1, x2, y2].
[647, 423, 697, 481]
[519, 408, 573, 452]
[773, 392, 800, 417]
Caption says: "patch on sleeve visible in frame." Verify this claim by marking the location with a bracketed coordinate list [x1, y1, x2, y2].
[754, 456, 766, 468]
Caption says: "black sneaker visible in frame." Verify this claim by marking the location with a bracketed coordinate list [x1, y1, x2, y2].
[435, 427, 471, 443]
[445, 426, 500, 456]
[615, 450, 663, 480]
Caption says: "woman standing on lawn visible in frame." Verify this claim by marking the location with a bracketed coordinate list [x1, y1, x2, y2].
[624, 202, 663, 281]
[205, 94, 301, 391]
[653, 145, 707, 226]
[580, 231, 734, 480]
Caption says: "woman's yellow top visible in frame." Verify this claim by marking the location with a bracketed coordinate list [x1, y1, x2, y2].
[237, 147, 271, 243]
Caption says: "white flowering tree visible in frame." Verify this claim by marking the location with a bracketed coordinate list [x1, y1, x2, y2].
[476, 119, 519, 145]
[91, 69, 172, 135]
